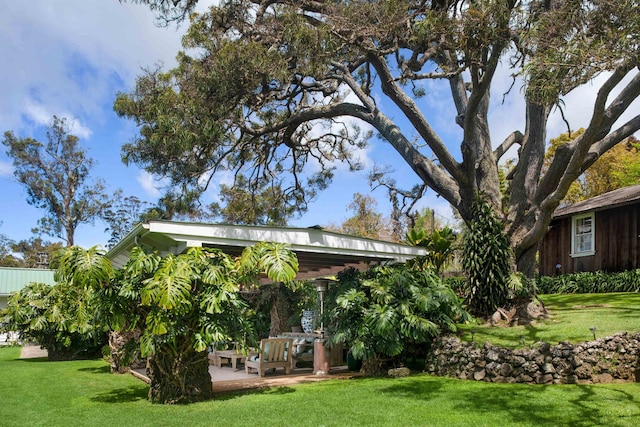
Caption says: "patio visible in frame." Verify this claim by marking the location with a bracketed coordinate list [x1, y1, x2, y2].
[130, 362, 359, 395]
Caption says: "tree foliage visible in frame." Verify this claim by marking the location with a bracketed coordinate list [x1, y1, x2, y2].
[462, 194, 513, 317]
[327, 193, 394, 240]
[2, 117, 110, 246]
[209, 175, 303, 226]
[54, 242, 298, 404]
[330, 265, 469, 375]
[117, 1, 640, 277]
[102, 191, 160, 248]
[545, 131, 640, 204]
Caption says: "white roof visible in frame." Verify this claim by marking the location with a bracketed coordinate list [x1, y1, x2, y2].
[107, 221, 425, 279]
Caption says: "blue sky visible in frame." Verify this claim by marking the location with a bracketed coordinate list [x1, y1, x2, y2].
[1, 1, 637, 249]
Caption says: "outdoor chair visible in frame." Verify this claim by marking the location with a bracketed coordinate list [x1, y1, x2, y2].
[244, 337, 294, 377]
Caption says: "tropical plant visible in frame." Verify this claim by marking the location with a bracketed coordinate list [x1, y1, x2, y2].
[330, 265, 469, 375]
[406, 226, 457, 274]
[56, 242, 298, 404]
[537, 269, 640, 294]
[1, 281, 106, 361]
[462, 194, 513, 317]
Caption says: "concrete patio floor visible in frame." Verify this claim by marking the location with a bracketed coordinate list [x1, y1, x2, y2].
[19, 344, 360, 394]
[131, 361, 360, 395]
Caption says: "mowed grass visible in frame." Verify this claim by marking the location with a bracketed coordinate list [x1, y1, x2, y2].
[2, 293, 640, 426]
[1, 350, 640, 425]
[457, 292, 640, 347]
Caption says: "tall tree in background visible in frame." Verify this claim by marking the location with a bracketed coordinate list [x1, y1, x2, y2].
[10, 237, 63, 268]
[0, 232, 21, 267]
[328, 193, 393, 240]
[117, 1, 640, 277]
[102, 190, 163, 248]
[2, 117, 110, 246]
[209, 175, 304, 226]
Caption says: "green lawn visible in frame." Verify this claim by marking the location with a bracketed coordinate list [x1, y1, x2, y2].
[2, 293, 640, 426]
[1, 344, 640, 426]
[457, 292, 640, 347]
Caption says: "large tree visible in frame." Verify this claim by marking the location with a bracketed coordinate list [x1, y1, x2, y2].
[116, 1, 640, 276]
[2, 117, 110, 246]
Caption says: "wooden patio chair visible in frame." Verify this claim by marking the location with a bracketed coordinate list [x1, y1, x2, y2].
[244, 338, 294, 377]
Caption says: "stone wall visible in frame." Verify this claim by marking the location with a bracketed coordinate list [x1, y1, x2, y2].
[425, 332, 640, 384]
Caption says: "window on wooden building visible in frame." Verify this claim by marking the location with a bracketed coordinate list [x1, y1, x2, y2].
[571, 212, 595, 257]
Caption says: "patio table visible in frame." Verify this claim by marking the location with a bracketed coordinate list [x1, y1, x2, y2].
[215, 349, 248, 371]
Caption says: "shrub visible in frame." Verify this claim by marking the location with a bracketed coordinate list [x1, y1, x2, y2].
[1, 282, 106, 360]
[330, 265, 470, 375]
[537, 269, 640, 294]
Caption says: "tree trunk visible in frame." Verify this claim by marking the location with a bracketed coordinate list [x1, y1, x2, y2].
[108, 330, 143, 374]
[269, 284, 292, 336]
[147, 344, 213, 404]
[515, 243, 539, 280]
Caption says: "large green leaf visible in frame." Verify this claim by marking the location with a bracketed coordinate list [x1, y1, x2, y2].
[55, 246, 113, 288]
[254, 242, 298, 283]
[140, 255, 194, 310]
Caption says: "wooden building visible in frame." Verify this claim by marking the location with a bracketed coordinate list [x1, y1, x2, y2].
[539, 185, 640, 276]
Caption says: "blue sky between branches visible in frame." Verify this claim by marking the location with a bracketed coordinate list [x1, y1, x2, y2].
[1, 1, 637, 248]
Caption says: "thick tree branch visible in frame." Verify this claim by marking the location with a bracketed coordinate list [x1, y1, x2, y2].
[368, 54, 465, 184]
[494, 131, 524, 161]
[584, 114, 640, 169]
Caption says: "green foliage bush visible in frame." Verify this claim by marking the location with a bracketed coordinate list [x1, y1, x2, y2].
[329, 265, 470, 375]
[462, 194, 513, 316]
[1, 282, 106, 360]
[537, 269, 640, 294]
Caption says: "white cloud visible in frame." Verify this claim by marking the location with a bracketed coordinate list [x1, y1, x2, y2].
[0, 161, 12, 176]
[137, 171, 164, 198]
[0, 1, 186, 134]
[23, 99, 92, 139]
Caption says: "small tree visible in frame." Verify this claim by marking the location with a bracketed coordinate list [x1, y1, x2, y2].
[58, 243, 298, 404]
[462, 195, 512, 317]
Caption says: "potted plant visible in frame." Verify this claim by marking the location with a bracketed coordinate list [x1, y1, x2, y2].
[288, 313, 302, 333]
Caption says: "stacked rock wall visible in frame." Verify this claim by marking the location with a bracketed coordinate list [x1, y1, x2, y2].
[425, 332, 640, 384]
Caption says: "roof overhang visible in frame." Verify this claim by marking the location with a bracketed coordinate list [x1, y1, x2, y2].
[553, 184, 640, 219]
[107, 221, 426, 279]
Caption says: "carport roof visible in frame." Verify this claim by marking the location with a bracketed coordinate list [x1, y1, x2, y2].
[106, 221, 425, 279]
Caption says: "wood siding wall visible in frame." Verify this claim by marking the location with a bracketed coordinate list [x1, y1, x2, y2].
[539, 203, 640, 276]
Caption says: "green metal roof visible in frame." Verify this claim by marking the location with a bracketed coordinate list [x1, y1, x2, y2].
[0, 267, 56, 295]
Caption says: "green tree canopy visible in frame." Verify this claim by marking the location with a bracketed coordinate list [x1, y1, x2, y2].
[116, 1, 640, 277]
[327, 193, 394, 240]
[208, 175, 304, 226]
[2, 117, 110, 246]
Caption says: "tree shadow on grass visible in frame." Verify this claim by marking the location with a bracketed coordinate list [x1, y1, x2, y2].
[90, 385, 148, 403]
[15, 357, 49, 363]
[213, 386, 297, 401]
[450, 382, 639, 426]
[78, 365, 110, 374]
[377, 376, 444, 400]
